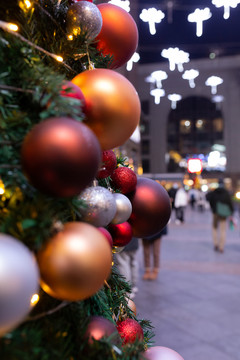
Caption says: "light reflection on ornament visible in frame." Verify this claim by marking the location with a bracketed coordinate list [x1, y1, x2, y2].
[212, 0, 240, 20]
[108, 0, 130, 12]
[139, 8, 165, 35]
[126, 52, 140, 71]
[168, 93, 182, 109]
[188, 8, 212, 37]
[150, 88, 165, 104]
[161, 47, 189, 72]
[205, 75, 223, 94]
[149, 70, 168, 88]
[182, 69, 199, 88]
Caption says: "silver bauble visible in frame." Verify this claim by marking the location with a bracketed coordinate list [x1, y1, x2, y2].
[66, 1, 102, 42]
[80, 186, 117, 227]
[111, 193, 132, 225]
[0, 234, 39, 336]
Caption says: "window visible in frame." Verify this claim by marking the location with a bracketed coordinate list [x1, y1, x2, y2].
[180, 119, 192, 134]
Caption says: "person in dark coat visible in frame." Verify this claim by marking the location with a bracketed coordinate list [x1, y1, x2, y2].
[206, 179, 234, 253]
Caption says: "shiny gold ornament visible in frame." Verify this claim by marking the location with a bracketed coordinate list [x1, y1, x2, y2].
[37, 222, 112, 301]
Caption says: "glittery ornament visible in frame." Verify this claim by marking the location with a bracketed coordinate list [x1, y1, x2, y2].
[0, 234, 39, 336]
[108, 221, 132, 248]
[144, 346, 184, 360]
[111, 167, 137, 194]
[97, 150, 117, 179]
[66, 1, 102, 42]
[111, 193, 132, 224]
[117, 318, 143, 345]
[79, 186, 117, 227]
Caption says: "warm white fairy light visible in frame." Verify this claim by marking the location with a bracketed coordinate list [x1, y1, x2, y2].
[126, 52, 140, 71]
[161, 47, 189, 72]
[168, 93, 182, 109]
[188, 8, 212, 37]
[182, 69, 199, 88]
[139, 8, 165, 35]
[0, 21, 19, 32]
[108, 0, 130, 12]
[150, 88, 165, 104]
[150, 70, 168, 88]
[205, 76, 223, 94]
[212, 0, 240, 19]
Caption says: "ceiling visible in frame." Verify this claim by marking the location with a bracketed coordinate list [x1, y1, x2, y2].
[136, 0, 240, 64]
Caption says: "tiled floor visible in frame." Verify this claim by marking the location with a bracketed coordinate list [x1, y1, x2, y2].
[134, 206, 240, 360]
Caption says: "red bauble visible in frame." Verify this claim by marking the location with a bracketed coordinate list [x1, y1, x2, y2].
[97, 150, 117, 179]
[21, 117, 101, 197]
[144, 346, 184, 360]
[107, 222, 132, 247]
[98, 227, 113, 248]
[128, 177, 171, 237]
[111, 167, 137, 194]
[117, 318, 143, 345]
[60, 81, 86, 115]
[85, 316, 118, 344]
[96, 3, 138, 69]
[72, 69, 140, 150]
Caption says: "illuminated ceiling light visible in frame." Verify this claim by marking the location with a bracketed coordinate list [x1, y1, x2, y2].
[168, 93, 182, 109]
[188, 8, 212, 37]
[139, 8, 165, 35]
[126, 52, 140, 71]
[161, 47, 189, 72]
[205, 76, 223, 94]
[212, 0, 240, 19]
[182, 69, 199, 88]
[150, 88, 165, 104]
[108, 0, 130, 12]
[150, 70, 168, 88]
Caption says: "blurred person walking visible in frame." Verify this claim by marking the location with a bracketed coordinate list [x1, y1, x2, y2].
[206, 179, 234, 253]
[174, 184, 188, 224]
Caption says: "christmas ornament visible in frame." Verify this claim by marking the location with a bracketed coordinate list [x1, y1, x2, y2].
[61, 81, 86, 112]
[111, 167, 137, 194]
[0, 233, 39, 336]
[97, 150, 117, 179]
[108, 221, 132, 248]
[126, 298, 137, 316]
[128, 177, 171, 237]
[117, 318, 143, 345]
[98, 227, 113, 248]
[96, 3, 138, 69]
[37, 222, 112, 301]
[143, 346, 184, 360]
[85, 316, 119, 344]
[66, 1, 102, 42]
[72, 69, 141, 150]
[21, 117, 101, 198]
[111, 193, 132, 224]
[79, 186, 117, 227]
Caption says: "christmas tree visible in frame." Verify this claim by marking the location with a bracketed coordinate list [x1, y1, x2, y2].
[0, 1, 171, 359]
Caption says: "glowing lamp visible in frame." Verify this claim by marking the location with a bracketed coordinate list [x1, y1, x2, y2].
[212, 0, 239, 19]
[187, 158, 202, 173]
[139, 8, 165, 35]
[149, 70, 168, 88]
[182, 69, 199, 88]
[108, 0, 130, 12]
[126, 52, 140, 71]
[188, 8, 212, 37]
[161, 47, 189, 72]
[205, 76, 223, 94]
[150, 88, 165, 104]
[168, 93, 182, 109]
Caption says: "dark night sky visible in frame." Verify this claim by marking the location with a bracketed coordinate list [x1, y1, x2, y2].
[136, 0, 240, 64]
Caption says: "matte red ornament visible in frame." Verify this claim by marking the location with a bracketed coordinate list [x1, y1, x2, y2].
[117, 318, 143, 345]
[97, 150, 117, 179]
[85, 316, 118, 344]
[144, 346, 184, 360]
[98, 227, 113, 248]
[21, 117, 101, 197]
[128, 177, 171, 238]
[60, 81, 86, 114]
[111, 167, 137, 194]
[107, 222, 132, 247]
[72, 69, 141, 150]
[96, 3, 138, 69]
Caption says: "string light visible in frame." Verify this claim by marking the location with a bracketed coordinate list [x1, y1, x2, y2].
[161, 47, 189, 72]
[212, 0, 240, 19]
[126, 52, 140, 71]
[150, 88, 165, 104]
[108, 0, 130, 12]
[0, 179, 5, 195]
[149, 70, 168, 88]
[30, 293, 40, 306]
[205, 75, 223, 94]
[168, 93, 182, 109]
[139, 8, 165, 35]
[0, 21, 19, 32]
[188, 8, 212, 37]
[182, 69, 199, 88]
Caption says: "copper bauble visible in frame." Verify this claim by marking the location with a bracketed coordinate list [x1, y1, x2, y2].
[72, 69, 141, 150]
[96, 3, 138, 69]
[21, 117, 101, 197]
[85, 316, 118, 344]
[37, 222, 112, 301]
[143, 346, 184, 360]
[128, 177, 171, 238]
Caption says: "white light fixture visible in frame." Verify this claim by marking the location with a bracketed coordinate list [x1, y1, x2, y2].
[126, 52, 140, 71]
[161, 47, 190, 71]
[108, 0, 130, 12]
[139, 8, 165, 35]
[182, 69, 199, 88]
[212, 0, 240, 19]
[205, 76, 223, 94]
[168, 93, 182, 109]
[150, 88, 165, 104]
[188, 8, 212, 37]
[150, 70, 168, 88]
